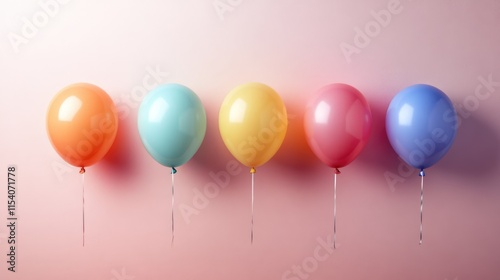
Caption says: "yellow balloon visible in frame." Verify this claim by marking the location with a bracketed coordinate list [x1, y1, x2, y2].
[219, 83, 288, 171]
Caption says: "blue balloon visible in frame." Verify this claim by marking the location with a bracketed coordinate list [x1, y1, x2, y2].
[138, 84, 207, 167]
[386, 84, 458, 170]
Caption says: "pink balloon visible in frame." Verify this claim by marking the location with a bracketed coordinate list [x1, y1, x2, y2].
[304, 83, 372, 169]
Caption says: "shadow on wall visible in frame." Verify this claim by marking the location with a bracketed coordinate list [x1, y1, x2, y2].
[352, 97, 400, 181]
[437, 114, 499, 181]
[189, 98, 241, 174]
[98, 110, 143, 186]
[272, 98, 325, 182]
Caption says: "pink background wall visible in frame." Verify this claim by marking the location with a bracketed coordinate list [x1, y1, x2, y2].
[1, 0, 500, 279]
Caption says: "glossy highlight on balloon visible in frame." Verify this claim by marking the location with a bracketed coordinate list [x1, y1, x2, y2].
[138, 83, 207, 167]
[304, 83, 372, 169]
[219, 82, 288, 169]
[46, 83, 118, 168]
[385, 84, 458, 170]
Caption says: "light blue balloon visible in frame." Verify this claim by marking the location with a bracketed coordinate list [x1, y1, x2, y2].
[138, 84, 206, 168]
[386, 84, 458, 171]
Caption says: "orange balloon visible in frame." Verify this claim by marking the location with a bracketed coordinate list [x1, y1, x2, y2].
[46, 83, 118, 169]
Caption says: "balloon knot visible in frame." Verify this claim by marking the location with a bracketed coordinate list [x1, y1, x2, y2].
[171, 167, 177, 174]
[419, 169, 425, 177]
[79, 167, 86, 174]
[334, 168, 341, 174]
[250, 167, 256, 174]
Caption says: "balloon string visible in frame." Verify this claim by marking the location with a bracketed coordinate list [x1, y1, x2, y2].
[80, 167, 85, 247]
[333, 168, 340, 249]
[250, 167, 256, 244]
[419, 169, 425, 245]
[171, 167, 177, 246]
